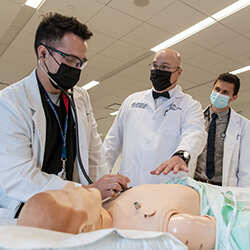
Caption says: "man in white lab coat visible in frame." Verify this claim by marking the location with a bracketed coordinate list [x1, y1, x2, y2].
[103, 49, 207, 187]
[0, 13, 129, 219]
[195, 73, 250, 187]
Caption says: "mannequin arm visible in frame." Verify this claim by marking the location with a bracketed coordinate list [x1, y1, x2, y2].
[167, 213, 216, 250]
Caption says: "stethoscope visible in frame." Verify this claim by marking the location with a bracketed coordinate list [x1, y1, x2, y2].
[204, 106, 231, 139]
[38, 59, 93, 184]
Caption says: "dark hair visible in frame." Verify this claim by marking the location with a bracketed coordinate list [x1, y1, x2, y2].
[34, 12, 93, 57]
[213, 72, 240, 96]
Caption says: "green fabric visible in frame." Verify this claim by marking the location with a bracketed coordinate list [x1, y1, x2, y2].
[166, 177, 250, 250]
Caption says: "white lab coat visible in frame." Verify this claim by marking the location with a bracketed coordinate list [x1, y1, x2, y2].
[210, 107, 250, 187]
[103, 86, 207, 187]
[0, 69, 108, 218]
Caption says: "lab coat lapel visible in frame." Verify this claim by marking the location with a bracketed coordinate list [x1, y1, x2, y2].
[145, 90, 156, 112]
[25, 69, 46, 160]
[70, 89, 87, 154]
[222, 110, 240, 184]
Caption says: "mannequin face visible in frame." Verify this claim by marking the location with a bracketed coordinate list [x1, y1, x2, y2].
[17, 183, 112, 234]
[45, 183, 100, 211]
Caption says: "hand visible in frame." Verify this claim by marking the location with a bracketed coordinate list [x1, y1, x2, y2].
[86, 174, 130, 199]
[150, 156, 189, 176]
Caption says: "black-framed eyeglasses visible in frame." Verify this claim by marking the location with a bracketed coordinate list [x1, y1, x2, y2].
[39, 42, 88, 69]
[149, 63, 180, 72]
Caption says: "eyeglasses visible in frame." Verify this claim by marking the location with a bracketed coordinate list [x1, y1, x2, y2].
[39, 42, 88, 69]
[149, 63, 180, 72]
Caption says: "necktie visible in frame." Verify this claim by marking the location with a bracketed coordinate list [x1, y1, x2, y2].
[206, 113, 218, 179]
[152, 91, 170, 99]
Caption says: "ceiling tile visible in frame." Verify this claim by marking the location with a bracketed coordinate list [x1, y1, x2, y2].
[181, 63, 215, 84]
[187, 22, 238, 49]
[9, 30, 34, 52]
[117, 64, 150, 81]
[94, 0, 110, 4]
[39, 0, 104, 23]
[88, 82, 122, 101]
[100, 40, 147, 62]
[186, 84, 212, 97]
[22, 10, 45, 34]
[170, 40, 206, 60]
[220, 5, 250, 35]
[1, 46, 36, 68]
[206, 59, 243, 75]
[87, 53, 125, 73]
[121, 23, 172, 50]
[108, 0, 176, 21]
[125, 78, 152, 92]
[0, 60, 32, 78]
[87, 5, 142, 38]
[244, 31, 250, 39]
[185, 50, 227, 69]
[101, 74, 135, 88]
[211, 36, 250, 59]
[232, 51, 250, 66]
[0, 0, 22, 26]
[180, 0, 236, 16]
[9, 0, 26, 4]
[179, 78, 197, 90]
[135, 53, 154, 68]
[78, 67, 106, 86]
[147, 1, 206, 35]
[87, 31, 116, 54]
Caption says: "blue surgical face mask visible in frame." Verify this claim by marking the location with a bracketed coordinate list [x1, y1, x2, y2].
[210, 90, 230, 109]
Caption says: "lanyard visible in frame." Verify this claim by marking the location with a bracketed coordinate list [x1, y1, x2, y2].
[38, 80, 69, 179]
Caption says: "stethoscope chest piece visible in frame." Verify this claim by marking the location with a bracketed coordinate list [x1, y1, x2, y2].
[220, 132, 226, 139]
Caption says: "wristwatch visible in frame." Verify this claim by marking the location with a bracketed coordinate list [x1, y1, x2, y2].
[172, 150, 190, 165]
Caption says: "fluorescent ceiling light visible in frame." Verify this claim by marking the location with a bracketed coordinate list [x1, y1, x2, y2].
[230, 65, 250, 75]
[110, 111, 119, 116]
[212, 0, 250, 21]
[151, 17, 215, 52]
[81, 80, 100, 90]
[25, 0, 45, 9]
[151, 0, 250, 52]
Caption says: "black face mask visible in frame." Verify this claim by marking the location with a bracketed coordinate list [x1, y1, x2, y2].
[150, 69, 175, 91]
[48, 63, 81, 90]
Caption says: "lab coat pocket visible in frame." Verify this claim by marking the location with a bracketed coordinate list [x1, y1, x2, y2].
[160, 111, 181, 136]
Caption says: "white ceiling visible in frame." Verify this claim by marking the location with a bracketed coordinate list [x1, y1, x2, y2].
[1, 0, 250, 139]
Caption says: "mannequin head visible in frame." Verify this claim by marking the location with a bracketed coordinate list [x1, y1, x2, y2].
[17, 183, 112, 234]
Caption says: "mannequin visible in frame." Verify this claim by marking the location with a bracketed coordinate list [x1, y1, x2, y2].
[17, 183, 112, 234]
[17, 183, 216, 249]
